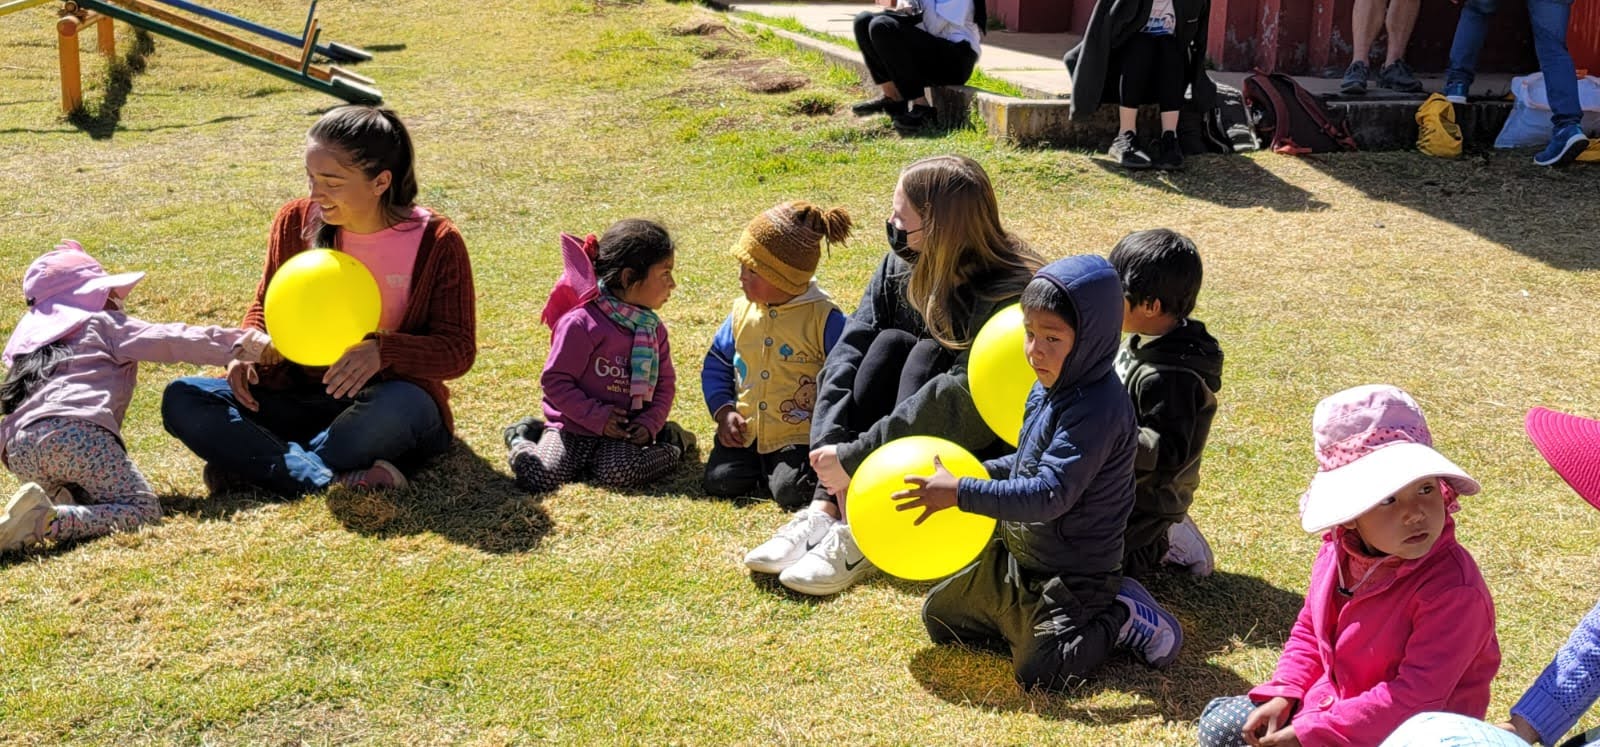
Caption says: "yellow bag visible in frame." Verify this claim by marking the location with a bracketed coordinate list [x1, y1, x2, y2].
[1578, 138, 1600, 163]
[1416, 93, 1463, 158]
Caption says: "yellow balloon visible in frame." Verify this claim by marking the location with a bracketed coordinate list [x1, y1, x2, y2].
[968, 303, 1035, 446]
[848, 436, 996, 581]
[263, 249, 381, 366]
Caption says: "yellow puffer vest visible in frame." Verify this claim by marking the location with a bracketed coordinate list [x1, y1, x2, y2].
[729, 290, 838, 453]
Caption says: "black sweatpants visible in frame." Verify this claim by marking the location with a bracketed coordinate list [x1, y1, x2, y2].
[923, 538, 1129, 691]
[812, 329, 953, 504]
[853, 11, 978, 100]
[702, 441, 816, 510]
[1116, 32, 1186, 111]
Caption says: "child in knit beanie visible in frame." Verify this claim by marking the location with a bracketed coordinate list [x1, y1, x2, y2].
[702, 202, 851, 514]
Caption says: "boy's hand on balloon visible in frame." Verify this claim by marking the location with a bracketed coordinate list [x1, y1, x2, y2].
[714, 407, 747, 448]
[323, 339, 382, 399]
[891, 455, 960, 525]
[227, 360, 260, 411]
[810, 445, 850, 497]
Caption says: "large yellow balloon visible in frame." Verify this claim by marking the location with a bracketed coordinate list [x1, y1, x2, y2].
[968, 303, 1035, 446]
[848, 436, 996, 581]
[263, 249, 381, 366]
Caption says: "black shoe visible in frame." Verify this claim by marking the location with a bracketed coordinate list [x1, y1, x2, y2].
[851, 95, 900, 116]
[656, 421, 699, 461]
[891, 103, 936, 133]
[1152, 131, 1185, 170]
[1377, 59, 1423, 93]
[1110, 130, 1152, 169]
[1341, 61, 1369, 95]
[503, 416, 545, 450]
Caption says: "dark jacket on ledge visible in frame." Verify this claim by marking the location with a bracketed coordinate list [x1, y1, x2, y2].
[1062, 0, 1217, 122]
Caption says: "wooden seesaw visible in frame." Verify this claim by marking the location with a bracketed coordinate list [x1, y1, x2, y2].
[34, 0, 381, 114]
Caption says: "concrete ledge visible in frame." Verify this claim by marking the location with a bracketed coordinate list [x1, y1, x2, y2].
[722, 11, 1511, 152]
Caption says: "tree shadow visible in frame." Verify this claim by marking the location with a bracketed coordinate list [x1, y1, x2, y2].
[906, 570, 1304, 725]
[1296, 151, 1600, 271]
[1087, 156, 1333, 213]
[323, 439, 551, 554]
[65, 28, 155, 140]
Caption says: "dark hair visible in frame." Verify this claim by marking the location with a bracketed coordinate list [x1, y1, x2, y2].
[305, 105, 420, 248]
[1, 341, 69, 415]
[1019, 277, 1077, 330]
[595, 219, 674, 290]
[1108, 229, 1202, 319]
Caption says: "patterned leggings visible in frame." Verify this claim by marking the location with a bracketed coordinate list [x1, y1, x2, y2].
[1195, 695, 1260, 747]
[6, 417, 161, 543]
[508, 426, 679, 494]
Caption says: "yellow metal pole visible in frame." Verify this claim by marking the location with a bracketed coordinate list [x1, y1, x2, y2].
[57, 13, 83, 113]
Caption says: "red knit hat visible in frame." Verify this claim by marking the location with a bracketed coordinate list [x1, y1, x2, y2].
[1525, 407, 1600, 511]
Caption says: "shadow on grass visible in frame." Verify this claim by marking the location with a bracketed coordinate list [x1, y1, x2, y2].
[1087, 156, 1333, 213]
[907, 570, 1303, 725]
[322, 439, 551, 553]
[1298, 152, 1600, 271]
[65, 28, 155, 140]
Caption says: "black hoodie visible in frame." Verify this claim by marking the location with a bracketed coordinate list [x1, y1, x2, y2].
[1117, 318, 1223, 561]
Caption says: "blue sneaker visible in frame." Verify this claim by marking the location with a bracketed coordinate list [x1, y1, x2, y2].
[1534, 124, 1589, 167]
[1443, 81, 1468, 105]
[1115, 576, 1183, 669]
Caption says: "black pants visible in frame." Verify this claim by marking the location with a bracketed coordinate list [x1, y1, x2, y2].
[1116, 32, 1186, 111]
[853, 11, 978, 100]
[923, 538, 1128, 691]
[812, 329, 953, 504]
[702, 442, 816, 510]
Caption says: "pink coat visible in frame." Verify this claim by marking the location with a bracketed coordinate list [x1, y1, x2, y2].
[1248, 521, 1500, 746]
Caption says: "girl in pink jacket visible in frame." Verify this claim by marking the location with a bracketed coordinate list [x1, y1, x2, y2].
[1195, 384, 1500, 747]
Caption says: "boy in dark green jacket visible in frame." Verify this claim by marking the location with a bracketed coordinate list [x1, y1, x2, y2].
[1110, 229, 1224, 578]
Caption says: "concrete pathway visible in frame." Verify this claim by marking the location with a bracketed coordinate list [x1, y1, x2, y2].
[726, 0, 1514, 100]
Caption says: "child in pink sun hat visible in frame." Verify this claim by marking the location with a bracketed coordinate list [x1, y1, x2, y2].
[1385, 407, 1600, 747]
[1195, 384, 1501, 747]
[0, 240, 276, 553]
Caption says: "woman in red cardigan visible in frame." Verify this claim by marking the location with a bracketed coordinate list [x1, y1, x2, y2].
[162, 105, 476, 495]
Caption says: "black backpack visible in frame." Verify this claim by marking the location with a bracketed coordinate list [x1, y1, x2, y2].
[1241, 71, 1358, 154]
[1177, 82, 1258, 155]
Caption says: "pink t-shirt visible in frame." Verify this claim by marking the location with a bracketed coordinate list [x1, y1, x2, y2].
[339, 206, 430, 332]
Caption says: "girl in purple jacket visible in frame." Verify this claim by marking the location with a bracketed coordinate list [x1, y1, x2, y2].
[0, 241, 275, 553]
[502, 220, 693, 494]
[1196, 385, 1500, 747]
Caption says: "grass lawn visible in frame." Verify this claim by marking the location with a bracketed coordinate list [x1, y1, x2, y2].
[2, 0, 1600, 743]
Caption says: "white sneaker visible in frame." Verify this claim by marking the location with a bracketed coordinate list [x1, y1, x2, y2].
[1162, 514, 1215, 576]
[0, 483, 55, 552]
[743, 508, 837, 574]
[778, 522, 876, 596]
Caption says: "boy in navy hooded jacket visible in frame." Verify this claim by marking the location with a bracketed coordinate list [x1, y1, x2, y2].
[896, 254, 1185, 690]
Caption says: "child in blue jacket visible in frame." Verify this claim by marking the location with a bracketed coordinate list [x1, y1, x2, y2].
[895, 254, 1184, 690]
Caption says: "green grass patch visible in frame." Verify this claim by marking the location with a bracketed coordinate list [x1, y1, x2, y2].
[3, 0, 1600, 744]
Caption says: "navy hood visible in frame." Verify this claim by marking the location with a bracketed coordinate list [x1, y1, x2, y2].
[1035, 254, 1123, 392]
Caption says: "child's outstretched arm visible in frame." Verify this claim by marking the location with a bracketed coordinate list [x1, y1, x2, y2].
[952, 404, 1113, 523]
[104, 315, 274, 367]
[1287, 579, 1497, 745]
[1509, 598, 1600, 745]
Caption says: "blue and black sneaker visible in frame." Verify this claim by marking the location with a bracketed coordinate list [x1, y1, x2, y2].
[1534, 123, 1590, 167]
[1115, 576, 1184, 669]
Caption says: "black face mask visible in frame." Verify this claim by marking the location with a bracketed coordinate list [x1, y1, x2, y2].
[886, 220, 919, 264]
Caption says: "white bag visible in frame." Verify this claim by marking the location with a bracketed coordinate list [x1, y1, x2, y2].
[1494, 72, 1600, 149]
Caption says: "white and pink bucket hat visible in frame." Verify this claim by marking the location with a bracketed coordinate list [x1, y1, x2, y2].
[1299, 384, 1480, 533]
[3, 240, 144, 367]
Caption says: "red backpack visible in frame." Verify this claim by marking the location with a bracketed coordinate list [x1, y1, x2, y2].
[1242, 71, 1359, 154]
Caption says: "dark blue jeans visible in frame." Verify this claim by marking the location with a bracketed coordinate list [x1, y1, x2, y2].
[161, 376, 451, 495]
[1447, 0, 1581, 129]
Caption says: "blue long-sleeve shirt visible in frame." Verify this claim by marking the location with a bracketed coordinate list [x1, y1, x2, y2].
[1512, 599, 1600, 744]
